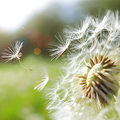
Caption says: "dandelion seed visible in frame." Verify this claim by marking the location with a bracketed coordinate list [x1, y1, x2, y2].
[2, 41, 23, 62]
[37, 10, 120, 120]
[2, 40, 33, 71]
[34, 67, 49, 91]
[64, 17, 92, 40]
[49, 33, 71, 60]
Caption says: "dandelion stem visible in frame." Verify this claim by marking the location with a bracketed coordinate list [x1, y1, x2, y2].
[82, 36, 90, 60]
[99, 31, 102, 56]
[18, 59, 33, 71]
[94, 33, 97, 56]
[102, 29, 116, 55]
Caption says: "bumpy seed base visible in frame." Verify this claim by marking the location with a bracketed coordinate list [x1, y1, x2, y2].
[79, 55, 120, 107]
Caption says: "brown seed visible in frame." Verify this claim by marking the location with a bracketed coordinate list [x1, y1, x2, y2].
[90, 59, 95, 67]
[94, 56, 98, 64]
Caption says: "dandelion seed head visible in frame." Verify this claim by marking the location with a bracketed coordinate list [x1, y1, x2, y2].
[39, 10, 120, 120]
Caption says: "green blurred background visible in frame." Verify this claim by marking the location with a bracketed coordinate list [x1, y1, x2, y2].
[0, 0, 120, 120]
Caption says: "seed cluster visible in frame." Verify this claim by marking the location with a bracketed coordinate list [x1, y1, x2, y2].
[79, 55, 119, 107]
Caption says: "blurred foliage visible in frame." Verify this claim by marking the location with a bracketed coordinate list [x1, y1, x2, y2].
[0, 54, 62, 120]
[80, 0, 120, 15]
[1, 0, 120, 55]
[1, 1, 120, 56]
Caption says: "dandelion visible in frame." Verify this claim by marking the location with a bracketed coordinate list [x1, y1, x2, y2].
[2, 40, 32, 71]
[36, 10, 120, 120]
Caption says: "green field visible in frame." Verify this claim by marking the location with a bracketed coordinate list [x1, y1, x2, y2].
[0, 54, 60, 120]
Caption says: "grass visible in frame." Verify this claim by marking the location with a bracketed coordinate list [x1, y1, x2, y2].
[0, 54, 61, 120]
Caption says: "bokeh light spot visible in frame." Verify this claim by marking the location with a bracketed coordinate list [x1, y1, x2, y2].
[34, 48, 41, 55]
[28, 32, 52, 48]
[22, 27, 25, 30]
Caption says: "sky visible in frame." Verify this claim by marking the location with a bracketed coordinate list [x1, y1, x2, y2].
[0, 0, 79, 32]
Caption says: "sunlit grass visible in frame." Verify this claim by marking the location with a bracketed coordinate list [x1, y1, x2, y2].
[0, 54, 61, 120]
